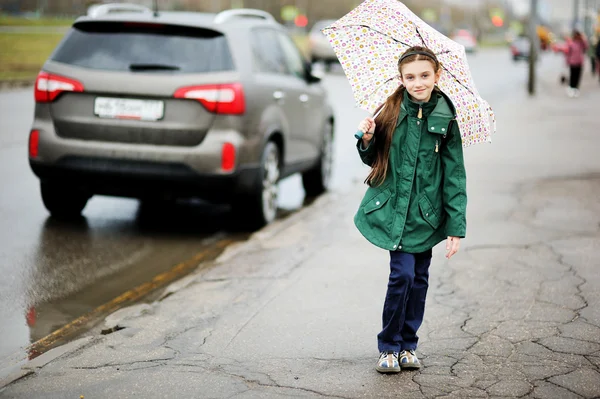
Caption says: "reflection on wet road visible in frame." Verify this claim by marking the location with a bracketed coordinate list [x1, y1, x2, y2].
[1, 196, 237, 360]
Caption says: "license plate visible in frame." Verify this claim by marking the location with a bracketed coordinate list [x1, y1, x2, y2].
[94, 97, 164, 121]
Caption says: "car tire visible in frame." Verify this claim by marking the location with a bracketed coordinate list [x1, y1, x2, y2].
[302, 121, 333, 197]
[232, 141, 280, 230]
[41, 182, 90, 219]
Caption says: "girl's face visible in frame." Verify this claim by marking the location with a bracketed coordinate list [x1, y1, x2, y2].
[399, 60, 440, 103]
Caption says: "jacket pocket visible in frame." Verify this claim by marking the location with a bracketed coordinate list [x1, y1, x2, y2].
[418, 195, 441, 229]
[363, 189, 391, 214]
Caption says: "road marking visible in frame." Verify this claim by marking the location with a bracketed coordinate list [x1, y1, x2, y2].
[27, 237, 237, 359]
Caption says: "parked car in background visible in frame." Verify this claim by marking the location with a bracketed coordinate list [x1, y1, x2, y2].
[510, 35, 531, 61]
[308, 19, 337, 71]
[451, 29, 477, 53]
[28, 5, 335, 229]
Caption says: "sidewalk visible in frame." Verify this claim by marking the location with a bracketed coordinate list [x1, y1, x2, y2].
[1, 64, 600, 398]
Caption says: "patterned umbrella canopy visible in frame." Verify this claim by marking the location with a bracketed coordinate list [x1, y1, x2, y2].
[322, 0, 496, 147]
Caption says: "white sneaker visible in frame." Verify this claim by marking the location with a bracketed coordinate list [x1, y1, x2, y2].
[574, 89, 580, 97]
[376, 351, 400, 373]
[567, 87, 575, 98]
[399, 349, 421, 370]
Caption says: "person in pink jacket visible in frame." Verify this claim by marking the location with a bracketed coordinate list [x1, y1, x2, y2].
[565, 30, 589, 97]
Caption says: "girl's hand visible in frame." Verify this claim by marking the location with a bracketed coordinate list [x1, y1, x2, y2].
[358, 117, 376, 144]
[446, 237, 461, 259]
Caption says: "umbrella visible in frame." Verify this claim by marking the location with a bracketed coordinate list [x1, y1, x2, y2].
[322, 0, 496, 147]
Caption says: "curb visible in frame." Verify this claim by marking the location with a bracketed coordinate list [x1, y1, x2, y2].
[0, 337, 94, 390]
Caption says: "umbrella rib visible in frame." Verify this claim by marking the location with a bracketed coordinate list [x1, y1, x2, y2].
[414, 28, 453, 56]
[440, 63, 476, 97]
[415, 27, 427, 48]
[324, 25, 412, 47]
[358, 74, 399, 108]
[326, 25, 451, 58]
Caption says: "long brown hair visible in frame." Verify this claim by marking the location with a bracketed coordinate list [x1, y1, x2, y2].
[365, 46, 441, 186]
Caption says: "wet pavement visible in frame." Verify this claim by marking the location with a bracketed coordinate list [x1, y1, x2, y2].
[3, 49, 597, 398]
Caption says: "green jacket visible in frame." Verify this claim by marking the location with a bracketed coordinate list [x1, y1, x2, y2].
[354, 89, 467, 253]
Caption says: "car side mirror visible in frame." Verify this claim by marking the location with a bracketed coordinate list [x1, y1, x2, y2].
[304, 61, 322, 83]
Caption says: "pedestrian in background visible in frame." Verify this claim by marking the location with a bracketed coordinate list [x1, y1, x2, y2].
[355, 46, 467, 374]
[565, 30, 588, 97]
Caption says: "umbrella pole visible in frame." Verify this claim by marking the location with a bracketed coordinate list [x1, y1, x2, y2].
[354, 106, 386, 140]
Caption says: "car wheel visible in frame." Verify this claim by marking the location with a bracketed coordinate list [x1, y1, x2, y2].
[41, 182, 90, 219]
[233, 141, 280, 229]
[302, 121, 333, 197]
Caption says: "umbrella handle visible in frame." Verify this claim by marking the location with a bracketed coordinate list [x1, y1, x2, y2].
[355, 106, 384, 140]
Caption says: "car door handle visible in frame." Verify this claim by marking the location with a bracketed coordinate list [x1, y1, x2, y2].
[273, 91, 285, 100]
[299, 94, 309, 103]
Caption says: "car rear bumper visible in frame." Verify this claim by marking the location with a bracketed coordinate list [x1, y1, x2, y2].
[31, 117, 259, 173]
[29, 118, 265, 201]
[30, 157, 261, 203]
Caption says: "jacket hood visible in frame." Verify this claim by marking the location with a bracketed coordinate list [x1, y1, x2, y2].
[430, 89, 457, 118]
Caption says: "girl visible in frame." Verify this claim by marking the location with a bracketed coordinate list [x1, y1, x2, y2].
[354, 46, 467, 373]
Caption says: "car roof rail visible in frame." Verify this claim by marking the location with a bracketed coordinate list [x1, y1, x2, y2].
[213, 9, 275, 24]
[87, 3, 153, 18]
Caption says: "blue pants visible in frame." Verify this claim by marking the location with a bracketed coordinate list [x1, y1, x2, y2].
[377, 250, 432, 353]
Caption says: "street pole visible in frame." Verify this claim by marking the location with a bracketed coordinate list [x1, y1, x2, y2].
[528, 0, 538, 95]
[574, 0, 580, 29]
[584, 0, 591, 38]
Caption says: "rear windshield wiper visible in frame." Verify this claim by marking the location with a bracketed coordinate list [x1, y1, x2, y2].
[129, 63, 181, 71]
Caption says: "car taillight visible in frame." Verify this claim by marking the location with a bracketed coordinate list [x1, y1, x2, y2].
[34, 71, 84, 103]
[221, 142, 236, 171]
[174, 83, 245, 115]
[29, 130, 39, 158]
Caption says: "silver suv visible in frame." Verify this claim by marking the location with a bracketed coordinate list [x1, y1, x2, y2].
[28, 5, 335, 228]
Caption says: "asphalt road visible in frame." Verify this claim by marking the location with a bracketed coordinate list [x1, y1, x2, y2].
[0, 48, 564, 367]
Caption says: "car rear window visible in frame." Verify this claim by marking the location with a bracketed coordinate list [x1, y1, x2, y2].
[51, 21, 235, 73]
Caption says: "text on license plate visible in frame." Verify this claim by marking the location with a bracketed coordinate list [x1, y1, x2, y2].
[94, 97, 164, 121]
